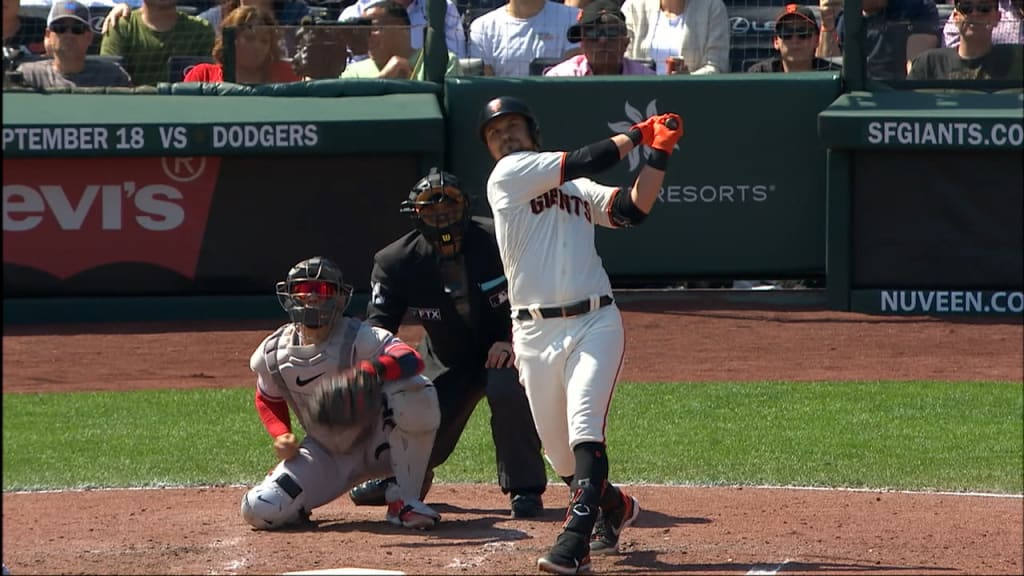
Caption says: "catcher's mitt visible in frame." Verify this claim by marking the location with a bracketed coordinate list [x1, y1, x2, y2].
[314, 365, 383, 427]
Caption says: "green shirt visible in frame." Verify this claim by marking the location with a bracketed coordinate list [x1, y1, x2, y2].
[100, 11, 215, 86]
[340, 50, 461, 80]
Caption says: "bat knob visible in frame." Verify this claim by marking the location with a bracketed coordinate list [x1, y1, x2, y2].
[665, 118, 679, 130]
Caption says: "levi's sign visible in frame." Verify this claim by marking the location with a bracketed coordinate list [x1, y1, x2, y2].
[2, 157, 220, 280]
[2, 123, 320, 154]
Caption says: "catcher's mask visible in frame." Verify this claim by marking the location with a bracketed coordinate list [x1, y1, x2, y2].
[275, 256, 353, 329]
[400, 168, 469, 259]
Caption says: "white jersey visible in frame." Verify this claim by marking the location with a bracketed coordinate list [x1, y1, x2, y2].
[487, 150, 620, 309]
[250, 316, 402, 456]
[468, 1, 580, 77]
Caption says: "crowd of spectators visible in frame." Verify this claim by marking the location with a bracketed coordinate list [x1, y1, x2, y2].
[3, 0, 1021, 88]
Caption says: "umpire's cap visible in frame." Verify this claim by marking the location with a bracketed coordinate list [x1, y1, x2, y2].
[478, 96, 541, 145]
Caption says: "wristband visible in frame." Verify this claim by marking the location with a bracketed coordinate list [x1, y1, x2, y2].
[646, 149, 669, 171]
[626, 127, 644, 147]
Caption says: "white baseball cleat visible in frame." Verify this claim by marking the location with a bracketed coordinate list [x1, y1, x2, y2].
[386, 499, 440, 530]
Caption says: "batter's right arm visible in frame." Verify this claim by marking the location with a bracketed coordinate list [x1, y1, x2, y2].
[629, 114, 683, 214]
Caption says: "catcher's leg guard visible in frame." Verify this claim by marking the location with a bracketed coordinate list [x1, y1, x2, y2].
[240, 472, 308, 530]
[383, 375, 440, 504]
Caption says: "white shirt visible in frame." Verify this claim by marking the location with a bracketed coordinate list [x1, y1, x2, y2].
[468, 1, 580, 77]
[486, 150, 618, 308]
[647, 11, 687, 74]
[338, 0, 467, 57]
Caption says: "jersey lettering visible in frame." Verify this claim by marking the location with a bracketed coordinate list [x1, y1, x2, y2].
[529, 188, 592, 222]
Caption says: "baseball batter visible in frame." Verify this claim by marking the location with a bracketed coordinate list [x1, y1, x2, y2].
[479, 96, 683, 574]
[240, 256, 441, 531]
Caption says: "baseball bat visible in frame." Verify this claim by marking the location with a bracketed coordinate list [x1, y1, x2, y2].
[665, 118, 679, 130]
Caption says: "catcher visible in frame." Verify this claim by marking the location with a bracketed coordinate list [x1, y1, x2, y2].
[240, 256, 441, 531]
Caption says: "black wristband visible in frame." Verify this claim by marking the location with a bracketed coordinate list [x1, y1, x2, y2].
[626, 128, 644, 147]
[646, 149, 669, 171]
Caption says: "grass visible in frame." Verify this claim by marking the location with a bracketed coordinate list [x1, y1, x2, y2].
[2, 381, 1021, 494]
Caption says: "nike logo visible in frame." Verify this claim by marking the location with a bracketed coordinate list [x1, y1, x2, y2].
[295, 372, 325, 386]
[256, 495, 272, 504]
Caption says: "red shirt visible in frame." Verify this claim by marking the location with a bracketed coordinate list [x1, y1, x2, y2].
[183, 61, 299, 83]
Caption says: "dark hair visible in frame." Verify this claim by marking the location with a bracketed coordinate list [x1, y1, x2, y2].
[363, 0, 411, 26]
[213, 6, 283, 64]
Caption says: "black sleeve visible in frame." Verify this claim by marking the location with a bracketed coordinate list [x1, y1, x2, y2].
[364, 253, 408, 334]
[562, 138, 624, 182]
[609, 187, 649, 227]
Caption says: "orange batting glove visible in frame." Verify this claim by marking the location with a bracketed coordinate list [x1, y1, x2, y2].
[629, 116, 658, 147]
[651, 113, 683, 154]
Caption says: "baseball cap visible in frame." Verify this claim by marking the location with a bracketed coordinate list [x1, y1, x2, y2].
[47, 0, 91, 27]
[567, 0, 627, 43]
[774, 3, 819, 32]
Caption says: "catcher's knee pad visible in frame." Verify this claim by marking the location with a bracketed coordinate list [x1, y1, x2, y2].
[240, 472, 307, 530]
[383, 375, 440, 502]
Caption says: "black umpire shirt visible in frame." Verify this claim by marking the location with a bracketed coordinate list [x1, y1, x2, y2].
[366, 217, 512, 368]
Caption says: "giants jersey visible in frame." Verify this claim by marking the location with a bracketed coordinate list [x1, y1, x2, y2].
[487, 150, 619, 309]
[249, 317, 399, 456]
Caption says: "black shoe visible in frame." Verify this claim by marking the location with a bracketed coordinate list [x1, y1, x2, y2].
[349, 470, 435, 507]
[349, 477, 394, 507]
[538, 530, 592, 575]
[510, 492, 544, 518]
[589, 491, 640, 555]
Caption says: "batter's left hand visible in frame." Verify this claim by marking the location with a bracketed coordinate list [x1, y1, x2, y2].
[485, 341, 516, 369]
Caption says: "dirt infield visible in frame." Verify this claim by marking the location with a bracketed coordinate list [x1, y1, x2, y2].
[2, 298, 1022, 575]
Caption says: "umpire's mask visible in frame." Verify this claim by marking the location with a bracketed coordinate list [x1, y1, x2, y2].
[401, 168, 469, 259]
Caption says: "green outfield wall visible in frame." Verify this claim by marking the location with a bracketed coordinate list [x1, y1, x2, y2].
[3, 78, 1022, 317]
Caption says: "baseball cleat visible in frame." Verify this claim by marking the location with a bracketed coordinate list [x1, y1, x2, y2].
[386, 499, 440, 530]
[590, 492, 640, 555]
[538, 530, 592, 574]
[510, 492, 544, 518]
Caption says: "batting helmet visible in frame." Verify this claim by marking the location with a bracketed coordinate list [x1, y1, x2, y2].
[275, 256, 353, 328]
[478, 96, 541, 145]
[401, 168, 470, 258]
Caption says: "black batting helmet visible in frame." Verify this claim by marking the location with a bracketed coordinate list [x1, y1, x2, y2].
[478, 96, 541, 145]
[400, 168, 470, 258]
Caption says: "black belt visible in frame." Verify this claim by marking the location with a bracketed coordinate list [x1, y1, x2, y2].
[515, 295, 614, 321]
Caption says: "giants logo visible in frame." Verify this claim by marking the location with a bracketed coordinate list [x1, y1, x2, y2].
[2, 157, 220, 280]
[529, 188, 592, 222]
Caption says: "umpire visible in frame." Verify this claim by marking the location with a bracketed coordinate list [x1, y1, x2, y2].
[348, 167, 548, 518]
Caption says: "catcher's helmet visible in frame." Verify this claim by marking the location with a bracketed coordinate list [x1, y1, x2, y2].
[400, 168, 470, 258]
[478, 96, 541, 145]
[275, 256, 353, 328]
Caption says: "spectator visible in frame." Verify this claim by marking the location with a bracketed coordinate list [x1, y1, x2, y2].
[909, 0, 1024, 79]
[349, 168, 549, 520]
[183, 5, 298, 83]
[341, 0, 460, 78]
[544, 0, 656, 76]
[101, 0, 215, 86]
[3, 0, 46, 61]
[104, 0, 307, 32]
[338, 0, 466, 57]
[17, 1, 132, 88]
[747, 3, 842, 72]
[818, 0, 941, 80]
[944, 0, 1024, 46]
[197, 0, 270, 36]
[291, 18, 351, 79]
[621, 0, 730, 74]
[468, 0, 580, 76]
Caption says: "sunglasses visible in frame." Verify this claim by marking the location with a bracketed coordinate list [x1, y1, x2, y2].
[50, 21, 90, 35]
[955, 2, 996, 14]
[778, 28, 815, 40]
[580, 27, 627, 40]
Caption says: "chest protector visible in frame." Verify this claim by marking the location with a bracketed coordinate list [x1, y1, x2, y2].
[263, 318, 373, 456]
